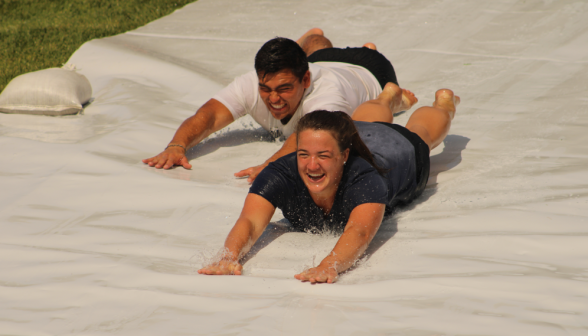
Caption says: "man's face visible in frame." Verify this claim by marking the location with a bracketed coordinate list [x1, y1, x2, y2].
[258, 69, 311, 120]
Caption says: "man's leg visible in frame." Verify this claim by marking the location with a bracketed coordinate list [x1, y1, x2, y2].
[362, 42, 377, 50]
[351, 83, 418, 123]
[296, 28, 333, 56]
[405, 89, 460, 151]
[296, 28, 378, 57]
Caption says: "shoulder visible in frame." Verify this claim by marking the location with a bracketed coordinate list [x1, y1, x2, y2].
[220, 70, 258, 92]
[266, 152, 298, 176]
[340, 156, 388, 203]
[235, 69, 259, 84]
[212, 70, 259, 119]
[308, 63, 323, 79]
[249, 153, 300, 207]
[343, 155, 383, 183]
[303, 65, 352, 114]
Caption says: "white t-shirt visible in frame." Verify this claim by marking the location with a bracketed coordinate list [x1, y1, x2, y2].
[213, 62, 381, 138]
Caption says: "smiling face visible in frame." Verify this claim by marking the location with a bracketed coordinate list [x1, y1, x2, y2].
[297, 129, 350, 204]
[258, 69, 311, 121]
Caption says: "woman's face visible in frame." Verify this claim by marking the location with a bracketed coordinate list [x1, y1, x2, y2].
[297, 129, 350, 200]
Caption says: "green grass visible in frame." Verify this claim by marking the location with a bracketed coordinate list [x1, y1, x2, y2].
[0, 0, 196, 92]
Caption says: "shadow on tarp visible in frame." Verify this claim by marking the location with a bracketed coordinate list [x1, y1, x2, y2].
[242, 133, 470, 270]
[241, 219, 295, 265]
[348, 134, 470, 271]
[186, 128, 275, 160]
[428, 134, 470, 185]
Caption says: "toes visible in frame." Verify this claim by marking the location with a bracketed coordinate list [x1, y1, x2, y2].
[362, 42, 377, 50]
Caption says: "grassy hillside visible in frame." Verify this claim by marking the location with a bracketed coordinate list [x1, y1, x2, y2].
[0, 0, 196, 92]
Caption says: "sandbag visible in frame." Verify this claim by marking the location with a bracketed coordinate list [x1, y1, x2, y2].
[0, 65, 92, 116]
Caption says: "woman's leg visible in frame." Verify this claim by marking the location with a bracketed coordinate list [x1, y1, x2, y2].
[351, 84, 459, 151]
[405, 89, 460, 151]
[351, 83, 418, 123]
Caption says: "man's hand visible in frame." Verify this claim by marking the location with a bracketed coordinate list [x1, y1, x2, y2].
[294, 265, 338, 284]
[142, 99, 234, 170]
[234, 163, 267, 183]
[198, 260, 243, 275]
[142, 147, 192, 169]
[234, 133, 298, 183]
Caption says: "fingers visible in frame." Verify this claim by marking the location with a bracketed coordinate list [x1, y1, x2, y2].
[198, 261, 242, 275]
[234, 165, 266, 183]
[294, 267, 338, 284]
[179, 156, 193, 169]
[247, 169, 260, 183]
[234, 167, 253, 178]
[143, 148, 190, 170]
[162, 156, 176, 169]
[234, 166, 262, 183]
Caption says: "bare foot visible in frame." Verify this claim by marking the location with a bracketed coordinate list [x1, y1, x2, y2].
[433, 89, 460, 119]
[362, 42, 377, 50]
[296, 28, 324, 45]
[380, 83, 418, 114]
[400, 89, 418, 112]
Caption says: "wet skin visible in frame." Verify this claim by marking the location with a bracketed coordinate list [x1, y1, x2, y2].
[297, 129, 349, 212]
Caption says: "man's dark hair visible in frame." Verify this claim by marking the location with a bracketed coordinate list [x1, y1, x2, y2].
[255, 37, 309, 81]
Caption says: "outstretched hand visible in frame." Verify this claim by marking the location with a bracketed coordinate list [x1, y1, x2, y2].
[198, 260, 243, 275]
[234, 164, 267, 183]
[142, 147, 192, 169]
[294, 265, 338, 284]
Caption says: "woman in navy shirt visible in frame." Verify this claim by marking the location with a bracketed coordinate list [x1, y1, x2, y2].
[199, 83, 460, 283]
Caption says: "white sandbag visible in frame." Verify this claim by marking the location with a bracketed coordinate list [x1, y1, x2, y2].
[0, 65, 92, 116]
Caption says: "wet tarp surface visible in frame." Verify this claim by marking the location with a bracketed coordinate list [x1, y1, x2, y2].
[1, 0, 587, 334]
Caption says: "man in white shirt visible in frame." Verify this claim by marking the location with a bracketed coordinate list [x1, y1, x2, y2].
[143, 28, 417, 182]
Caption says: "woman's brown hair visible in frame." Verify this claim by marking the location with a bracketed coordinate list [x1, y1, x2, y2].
[295, 110, 386, 175]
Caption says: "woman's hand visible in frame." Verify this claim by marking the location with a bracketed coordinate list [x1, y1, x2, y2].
[295, 203, 385, 284]
[198, 260, 243, 275]
[294, 265, 338, 284]
[198, 194, 276, 277]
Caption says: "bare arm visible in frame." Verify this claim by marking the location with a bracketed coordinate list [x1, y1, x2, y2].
[142, 98, 234, 169]
[295, 203, 385, 283]
[234, 132, 298, 183]
[198, 193, 276, 275]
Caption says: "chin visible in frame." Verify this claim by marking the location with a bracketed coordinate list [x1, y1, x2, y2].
[304, 179, 328, 195]
[271, 111, 290, 120]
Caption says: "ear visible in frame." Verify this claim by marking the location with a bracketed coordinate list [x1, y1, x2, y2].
[342, 148, 350, 162]
[302, 70, 311, 89]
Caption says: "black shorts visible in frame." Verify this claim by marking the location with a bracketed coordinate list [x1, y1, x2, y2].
[375, 122, 430, 199]
[307, 47, 398, 88]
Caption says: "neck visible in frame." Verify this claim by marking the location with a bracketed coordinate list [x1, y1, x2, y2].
[280, 113, 293, 125]
[311, 192, 336, 215]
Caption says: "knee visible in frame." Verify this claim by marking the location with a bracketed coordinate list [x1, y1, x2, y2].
[405, 124, 433, 151]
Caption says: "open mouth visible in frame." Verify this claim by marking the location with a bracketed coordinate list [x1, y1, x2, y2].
[307, 173, 325, 182]
[270, 103, 286, 112]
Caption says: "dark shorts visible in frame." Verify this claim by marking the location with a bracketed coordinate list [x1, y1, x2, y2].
[307, 47, 398, 88]
[375, 122, 430, 199]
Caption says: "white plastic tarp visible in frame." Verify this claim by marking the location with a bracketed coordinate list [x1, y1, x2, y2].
[1, 0, 587, 334]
